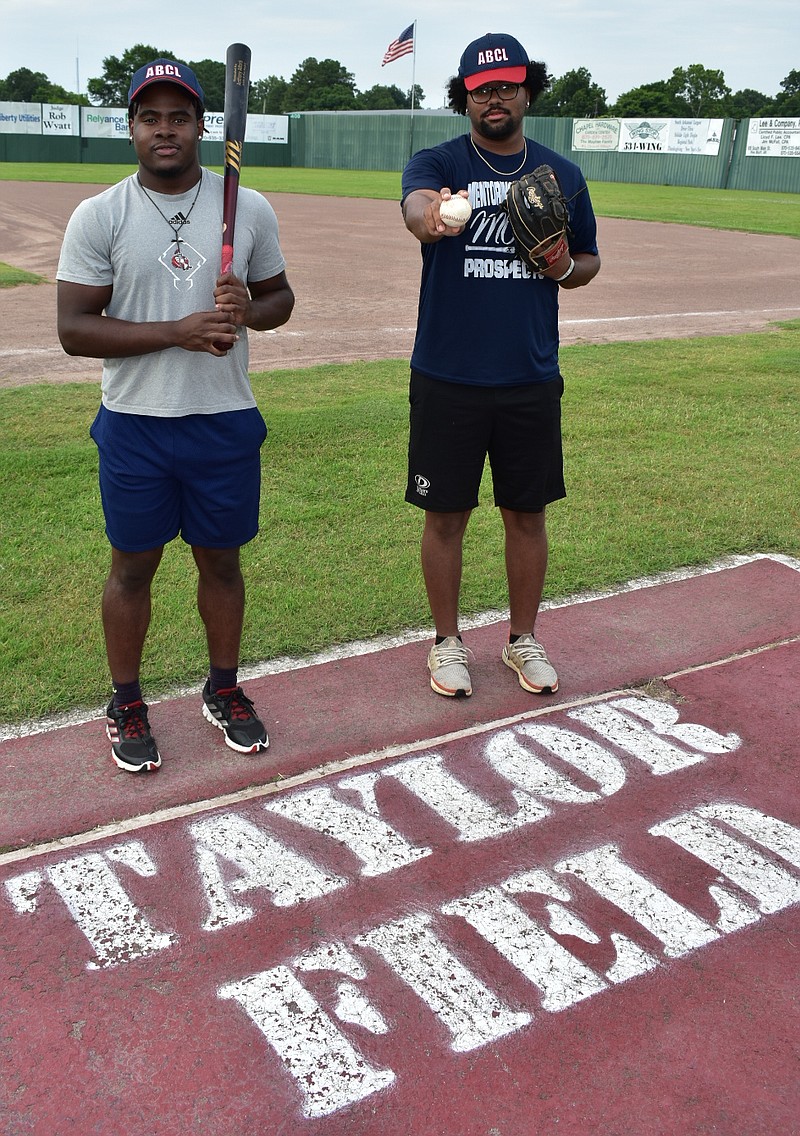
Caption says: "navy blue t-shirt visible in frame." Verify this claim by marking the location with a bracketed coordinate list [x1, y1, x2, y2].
[402, 133, 599, 386]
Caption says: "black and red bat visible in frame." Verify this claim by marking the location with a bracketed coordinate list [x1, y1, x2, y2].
[220, 43, 252, 275]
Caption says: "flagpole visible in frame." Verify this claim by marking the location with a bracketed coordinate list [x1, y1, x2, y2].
[408, 20, 417, 163]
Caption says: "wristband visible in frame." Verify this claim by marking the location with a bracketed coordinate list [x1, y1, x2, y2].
[553, 257, 575, 283]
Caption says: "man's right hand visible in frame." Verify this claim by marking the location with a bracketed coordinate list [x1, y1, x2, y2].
[57, 280, 238, 359]
[175, 310, 239, 355]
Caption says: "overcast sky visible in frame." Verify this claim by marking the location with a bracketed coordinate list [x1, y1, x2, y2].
[2, 0, 797, 108]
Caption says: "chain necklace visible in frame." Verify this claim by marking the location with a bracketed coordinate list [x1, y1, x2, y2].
[136, 171, 203, 253]
[470, 135, 528, 177]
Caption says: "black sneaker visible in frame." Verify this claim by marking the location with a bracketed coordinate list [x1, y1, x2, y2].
[202, 680, 269, 753]
[106, 699, 162, 773]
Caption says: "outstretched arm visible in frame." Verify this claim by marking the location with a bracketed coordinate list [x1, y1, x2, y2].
[402, 187, 471, 243]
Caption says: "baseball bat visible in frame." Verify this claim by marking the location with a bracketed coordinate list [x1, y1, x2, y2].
[220, 43, 252, 276]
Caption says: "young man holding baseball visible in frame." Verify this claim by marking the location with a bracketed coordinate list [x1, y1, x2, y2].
[57, 59, 294, 772]
[401, 33, 600, 699]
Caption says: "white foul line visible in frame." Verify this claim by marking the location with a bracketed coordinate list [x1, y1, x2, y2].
[561, 306, 800, 327]
[2, 553, 797, 744]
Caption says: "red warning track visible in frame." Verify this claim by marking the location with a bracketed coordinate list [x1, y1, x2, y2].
[1, 555, 799, 1134]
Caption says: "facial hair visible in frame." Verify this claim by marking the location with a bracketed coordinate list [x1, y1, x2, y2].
[474, 108, 518, 143]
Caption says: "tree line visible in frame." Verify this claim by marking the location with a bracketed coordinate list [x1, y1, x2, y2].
[1, 44, 798, 119]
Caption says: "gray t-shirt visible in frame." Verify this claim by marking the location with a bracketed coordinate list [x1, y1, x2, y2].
[57, 169, 286, 416]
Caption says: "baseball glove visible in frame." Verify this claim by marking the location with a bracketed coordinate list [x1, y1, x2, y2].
[504, 164, 570, 273]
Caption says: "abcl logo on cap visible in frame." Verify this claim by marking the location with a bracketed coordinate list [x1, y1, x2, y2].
[477, 49, 510, 65]
[145, 64, 184, 80]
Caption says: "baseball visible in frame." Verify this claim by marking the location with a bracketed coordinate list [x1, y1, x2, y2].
[439, 195, 472, 228]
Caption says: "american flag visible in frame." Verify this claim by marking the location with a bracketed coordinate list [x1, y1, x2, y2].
[382, 24, 414, 66]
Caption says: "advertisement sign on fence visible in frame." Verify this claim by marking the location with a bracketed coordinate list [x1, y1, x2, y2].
[245, 114, 290, 144]
[202, 112, 289, 144]
[573, 118, 723, 156]
[0, 102, 42, 133]
[81, 107, 128, 138]
[746, 118, 800, 157]
[42, 104, 80, 136]
[0, 103, 288, 144]
[571, 119, 621, 151]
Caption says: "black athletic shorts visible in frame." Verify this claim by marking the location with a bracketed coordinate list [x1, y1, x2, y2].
[406, 370, 566, 512]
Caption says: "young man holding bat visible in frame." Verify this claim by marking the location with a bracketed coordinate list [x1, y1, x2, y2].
[401, 33, 600, 700]
[57, 58, 294, 772]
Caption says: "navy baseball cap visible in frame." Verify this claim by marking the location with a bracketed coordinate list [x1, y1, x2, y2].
[128, 59, 205, 106]
[458, 33, 530, 91]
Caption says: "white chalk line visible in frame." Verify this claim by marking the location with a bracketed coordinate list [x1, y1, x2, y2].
[2, 307, 799, 360]
[561, 306, 800, 327]
[2, 553, 798, 746]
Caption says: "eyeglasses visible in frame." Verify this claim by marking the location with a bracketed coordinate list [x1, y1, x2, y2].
[468, 83, 520, 104]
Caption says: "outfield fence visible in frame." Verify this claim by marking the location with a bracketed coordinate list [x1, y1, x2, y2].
[1, 106, 798, 192]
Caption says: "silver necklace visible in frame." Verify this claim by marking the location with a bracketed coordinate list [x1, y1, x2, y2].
[137, 172, 203, 252]
[470, 135, 528, 176]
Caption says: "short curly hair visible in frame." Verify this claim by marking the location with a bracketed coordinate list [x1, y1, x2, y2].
[447, 62, 549, 115]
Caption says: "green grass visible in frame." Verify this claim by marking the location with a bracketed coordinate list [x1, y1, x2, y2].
[0, 161, 402, 198]
[1, 325, 798, 725]
[0, 162, 138, 186]
[1, 162, 798, 235]
[587, 183, 800, 237]
[0, 162, 796, 723]
[0, 262, 45, 287]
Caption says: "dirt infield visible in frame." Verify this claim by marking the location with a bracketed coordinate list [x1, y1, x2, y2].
[1, 180, 799, 388]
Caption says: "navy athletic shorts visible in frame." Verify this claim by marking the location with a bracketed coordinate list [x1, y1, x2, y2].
[90, 405, 268, 551]
[406, 370, 566, 512]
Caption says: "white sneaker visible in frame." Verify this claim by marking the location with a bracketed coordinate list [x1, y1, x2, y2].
[427, 636, 473, 697]
[502, 634, 558, 693]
